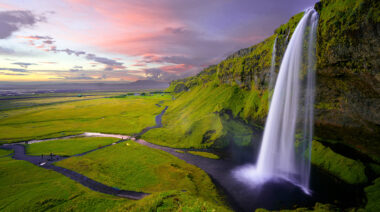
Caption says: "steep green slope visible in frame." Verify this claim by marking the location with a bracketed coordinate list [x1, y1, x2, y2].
[143, 85, 267, 148]
[147, 13, 305, 149]
[160, 0, 380, 164]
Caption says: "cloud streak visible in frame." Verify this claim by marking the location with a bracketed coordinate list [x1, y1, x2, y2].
[0, 10, 45, 39]
[12, 62, 36, 68]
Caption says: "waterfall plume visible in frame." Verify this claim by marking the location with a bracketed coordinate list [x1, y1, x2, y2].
[233, 8, 319, 195]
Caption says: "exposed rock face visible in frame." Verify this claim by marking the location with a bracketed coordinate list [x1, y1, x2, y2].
[314, 0, 380, 161]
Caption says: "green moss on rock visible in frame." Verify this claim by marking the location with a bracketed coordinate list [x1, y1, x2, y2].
[364, 177, 380, 212]
[311, 141, 368, 184]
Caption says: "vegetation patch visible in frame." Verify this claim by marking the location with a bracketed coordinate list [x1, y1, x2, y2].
[116, 190, 231, 212]
[55, 140, 226, 206]
[0, 149, 12, 157]
[0, 156, 130, 211]
[188, 151, 220, 159]
[26, 137, 119, 156]
[0, 94, 170, 144]
[311, 141, 367, 184]
[364, 177, 380, 211]
[143, 85, 261, 148]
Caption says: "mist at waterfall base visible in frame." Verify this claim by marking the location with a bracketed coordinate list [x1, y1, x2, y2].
[233, 9, 318, 195]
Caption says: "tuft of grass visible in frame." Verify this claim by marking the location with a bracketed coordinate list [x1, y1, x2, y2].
[55, 140, 226, 206]
[26, 137, 119, 156]
[188, 151, 220, 159]
[0, 94, 170, 144]
[311, 141, 367, 184]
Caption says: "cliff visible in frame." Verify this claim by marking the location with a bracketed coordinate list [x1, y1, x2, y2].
[162, 0, 380, 163]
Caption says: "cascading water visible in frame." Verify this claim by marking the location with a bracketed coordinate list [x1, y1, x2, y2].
[233, 8, 318, 194]
[268, 36, 278, 92]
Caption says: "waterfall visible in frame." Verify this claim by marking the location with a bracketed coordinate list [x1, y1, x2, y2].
[268, 36, 278, 92]
[233, 8, 318, 194]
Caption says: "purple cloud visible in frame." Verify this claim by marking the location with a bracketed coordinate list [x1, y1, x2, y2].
[0, 10, 45, 39]
[12, 62, 36, 68]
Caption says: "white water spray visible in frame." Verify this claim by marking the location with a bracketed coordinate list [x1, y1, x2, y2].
[233, 8, 318, 194]
[268, 36, 278, 92]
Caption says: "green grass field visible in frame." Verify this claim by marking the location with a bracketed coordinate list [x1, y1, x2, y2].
[0, 149, 12, 157]
[142, 85, 262, 148]
[0, 94, 171, 144]
[0, 92, 233, 211]
[0, 156, 131, 212]
[188, 151, 220, 159]
[26, 137, 119, 156]
[55, 140, 226, 205]
[0, 154, 231, 211]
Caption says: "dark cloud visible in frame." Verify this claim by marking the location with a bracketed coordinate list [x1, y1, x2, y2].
[12, 62, 36, 68]
[58, 48, 86, 56]
[0, 67, 28, 72]
[25, 35, 52, 40]
[70, 65, 83, 72]
[144, 68, 195, 82]
[86, 53, 125, 71]
[0, 71, 28, 76]
[43, 40, 54, 44]
[64, 76, 95, 80]
[140, 54, 208, 66]
[164, 27, 186, 34]
[21, 34, 125, 71]
[0, 46, 15, 55]
[0, 10, 45, 39]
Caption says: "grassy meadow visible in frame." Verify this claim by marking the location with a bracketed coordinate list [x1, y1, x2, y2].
[0, 94, 171, 144]
[0, 154, 231, 211]
[26, 137, 119, 156]
[0, 92, 232, 211]
[55, 140, 224, 203]
[0, 155, 132, 212]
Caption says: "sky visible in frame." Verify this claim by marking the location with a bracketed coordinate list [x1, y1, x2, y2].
[0, 0, 316, 82]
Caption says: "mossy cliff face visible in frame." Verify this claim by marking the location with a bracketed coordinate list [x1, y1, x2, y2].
[166, 0, 380, 161]
[314, 0, 380, 162]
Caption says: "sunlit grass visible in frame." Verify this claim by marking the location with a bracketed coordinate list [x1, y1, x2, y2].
[26, 137, 119, 156]
[0, 156, 131, 211]
[142, 85, 259, 148]
[55, 140, 225, 205]
[188, 151, 220, 159]
[0, 94, 170, 143]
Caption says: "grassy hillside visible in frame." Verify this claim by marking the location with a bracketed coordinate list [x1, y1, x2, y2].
[143, 85, 267, 148]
